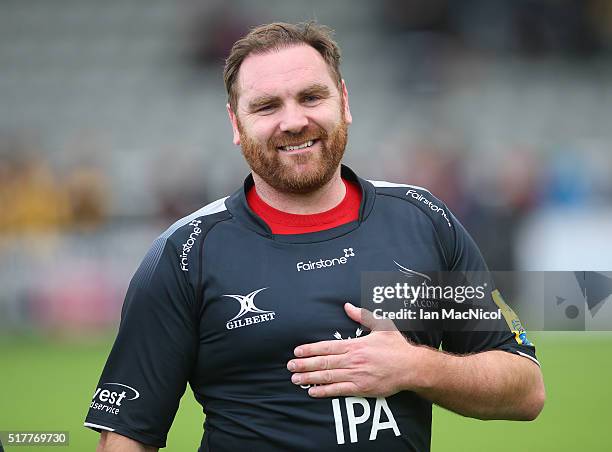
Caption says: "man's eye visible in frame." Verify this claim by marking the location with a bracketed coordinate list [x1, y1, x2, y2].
[255, 104, 277, 113]
[303, 95, 321, 103]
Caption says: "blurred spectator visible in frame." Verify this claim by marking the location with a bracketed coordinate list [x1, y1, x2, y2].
[466, 150, 542, 271]
[542, 150, 593, 207]
[0, 140, 109, 240]
[64, 164, 109, 232]
[0, 153, 70, 235]
[398, 147, 467, 215]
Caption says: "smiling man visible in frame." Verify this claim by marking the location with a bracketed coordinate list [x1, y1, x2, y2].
[233, 45, 349, 197]
[86, 22, 544, 451]
[227, 35, 353, 217]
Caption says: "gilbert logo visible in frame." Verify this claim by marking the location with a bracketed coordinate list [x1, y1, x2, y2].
[297, 248, 356, 272]
[223, 288, 276, 330]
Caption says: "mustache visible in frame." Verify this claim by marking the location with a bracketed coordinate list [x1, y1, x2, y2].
[268, 127, 328, 148]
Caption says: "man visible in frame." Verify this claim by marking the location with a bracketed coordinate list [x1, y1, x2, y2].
[86, 22, 544, 451]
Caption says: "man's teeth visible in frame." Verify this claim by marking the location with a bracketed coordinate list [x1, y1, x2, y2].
[281, 140, 314, 151]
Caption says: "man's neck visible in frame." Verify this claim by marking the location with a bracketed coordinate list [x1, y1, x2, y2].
[251, 167, 345, 215]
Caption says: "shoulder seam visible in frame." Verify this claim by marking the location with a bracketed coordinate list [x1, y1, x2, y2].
[161, 196, 230, 239]
[134, 196, 230, 286]
[367, 179, 433, 194]
[195, 215, 229, 316]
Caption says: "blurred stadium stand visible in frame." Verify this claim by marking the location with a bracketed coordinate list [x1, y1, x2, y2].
[1, 0, 612, 333]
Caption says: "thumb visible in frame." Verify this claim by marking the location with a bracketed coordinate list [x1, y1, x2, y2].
[344, 303, 376, 330]
[344, 302, 364, 324]
[344, 303, 396, 331]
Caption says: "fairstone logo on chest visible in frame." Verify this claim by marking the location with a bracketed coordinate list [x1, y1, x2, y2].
[223, 288, 276, 330]
[296, 248, 356, 272]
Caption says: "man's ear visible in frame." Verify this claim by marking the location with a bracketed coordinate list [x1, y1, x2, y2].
[227, 103, 241, 145]
[341, 80, 352, 125]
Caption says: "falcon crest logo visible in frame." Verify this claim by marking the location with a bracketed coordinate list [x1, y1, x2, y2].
[223, 288, 276, 330]
[393, 261, 432, 282]
[333, 328, 363, 340]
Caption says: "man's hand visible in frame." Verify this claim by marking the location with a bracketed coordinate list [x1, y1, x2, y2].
[287, 303, 432, 398]
[287, 302, 545, 421]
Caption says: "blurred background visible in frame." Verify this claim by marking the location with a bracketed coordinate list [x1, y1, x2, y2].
[1, 0, 611, 451]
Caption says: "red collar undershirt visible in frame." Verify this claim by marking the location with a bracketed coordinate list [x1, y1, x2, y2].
[246, 179, 362, 234]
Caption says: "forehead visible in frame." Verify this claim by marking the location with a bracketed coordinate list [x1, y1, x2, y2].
[236, 44, 337, 103]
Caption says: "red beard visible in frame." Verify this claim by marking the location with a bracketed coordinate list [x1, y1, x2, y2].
[238, 115, 349, 194]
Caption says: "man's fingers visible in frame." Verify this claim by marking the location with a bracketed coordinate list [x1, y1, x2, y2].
[287, 354, 349, 373]
[294, 339, 350, 358]
[291, 369, 352, 386]
[308, 382, 359, 398]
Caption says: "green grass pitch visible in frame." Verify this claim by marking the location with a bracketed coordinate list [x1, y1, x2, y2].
[1, 332, 610, 451]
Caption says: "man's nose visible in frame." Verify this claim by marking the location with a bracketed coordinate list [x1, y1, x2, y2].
[279, 104, 308, 133]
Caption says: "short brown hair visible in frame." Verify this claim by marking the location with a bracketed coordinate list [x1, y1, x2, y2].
[223, 21, 342, 111]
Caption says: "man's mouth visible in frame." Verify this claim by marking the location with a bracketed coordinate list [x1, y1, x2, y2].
[278, 139, 317, 152]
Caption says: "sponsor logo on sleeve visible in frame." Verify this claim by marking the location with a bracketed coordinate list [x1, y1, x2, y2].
[89, 383, 140, 416]
[491, 289, 533, 346]
[405, 189, 452, 227]
[180, 219, 202, 272]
